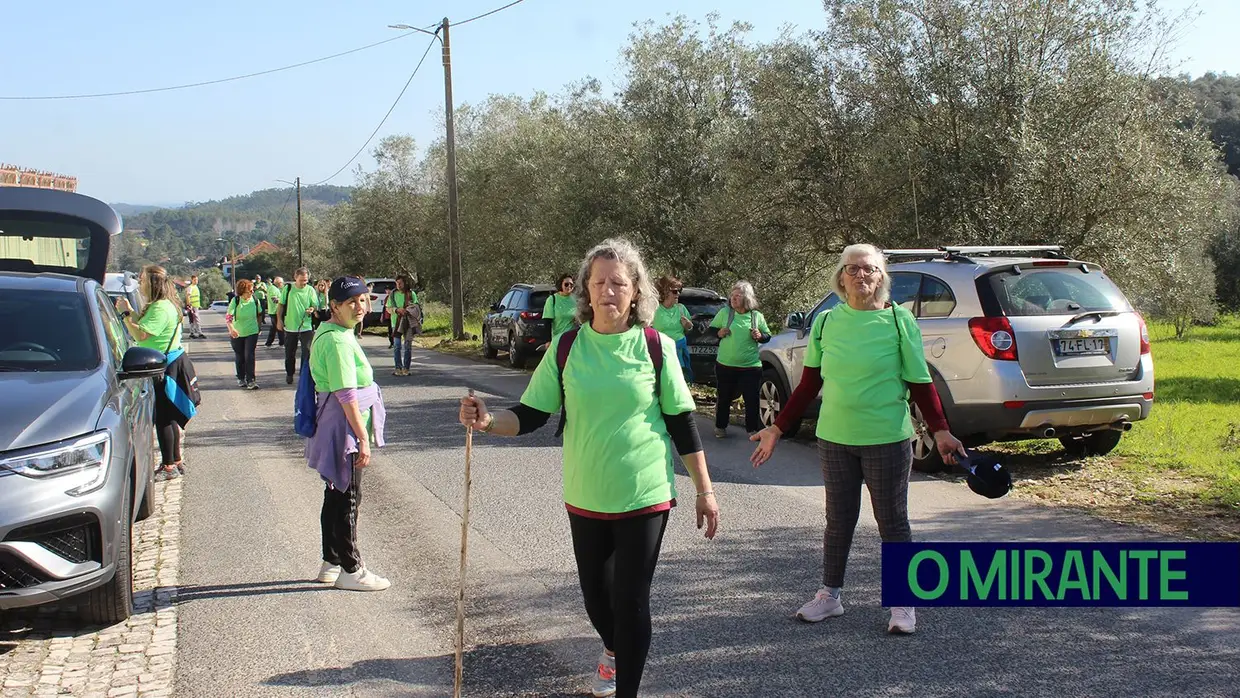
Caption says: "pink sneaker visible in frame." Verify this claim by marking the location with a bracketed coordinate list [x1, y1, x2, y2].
[888, 607, 917, 634]
[796, 586, 844, 622]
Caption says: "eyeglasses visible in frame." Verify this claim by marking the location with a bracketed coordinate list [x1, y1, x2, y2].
[671, 289, 682, 295]
[844, 264, 881, 277]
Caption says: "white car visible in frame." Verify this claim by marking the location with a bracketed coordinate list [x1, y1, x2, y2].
[103, 271, 145, 313]
[209, 300, 230, 311]
[364, 277, 397, 328]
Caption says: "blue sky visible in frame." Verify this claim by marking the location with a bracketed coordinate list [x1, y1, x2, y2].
[3, 0, 1236, 206]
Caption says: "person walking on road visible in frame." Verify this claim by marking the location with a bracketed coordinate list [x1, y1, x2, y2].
[184, 274, 204, 339]
[306, 276, 391, 592]
[458, 238, 719, 698]
[543, 273, 578, 339]
[710, 281, 771, 438]
[386, 273, 420, 376]
[253, 275, 268, 324]
[313, 278, 330, 330]
[265, 276, 286, 348]
[653, 275, 695, 383]
[116, 265, 188, 482]
[277, 267, 319, 385]
[226, 279, 262, 389]
[749, 243, 968, 635]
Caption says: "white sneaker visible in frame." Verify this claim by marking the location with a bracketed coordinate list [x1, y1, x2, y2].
[334, 567, 391, 592]
[796, 586, 845, 622]
[591, 652, 616, 697]
[888, 607, 916, 634]
[315, 562, 341, 584]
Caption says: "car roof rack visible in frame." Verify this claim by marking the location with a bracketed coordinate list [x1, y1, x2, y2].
[882, 245, 1066, 264]
[882, 248, 948, 262]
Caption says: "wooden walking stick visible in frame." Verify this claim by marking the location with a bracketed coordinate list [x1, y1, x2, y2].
[454, 389, 475, 698]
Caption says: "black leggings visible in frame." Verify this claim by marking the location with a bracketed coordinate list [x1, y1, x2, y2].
[321, 459, 363, 573]
[284, 330, 313, 378]
[569, 510, 669, 698]
[715, 364, 762, 432]
[230, 334, 258, 382]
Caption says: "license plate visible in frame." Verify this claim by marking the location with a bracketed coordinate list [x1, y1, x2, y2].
[1056, 337, 1110, 355]
[689, 345, 717, 355]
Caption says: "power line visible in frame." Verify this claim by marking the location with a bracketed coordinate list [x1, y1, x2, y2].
[311, 33, 439, 186]
[0, 32, 422, 101]
[455, 0, 528, 26]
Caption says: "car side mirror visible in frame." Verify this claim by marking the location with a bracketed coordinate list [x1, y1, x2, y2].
[491, 303, 501, 312]
[785, 312, 806, 331]
[119, 347, 167, 380]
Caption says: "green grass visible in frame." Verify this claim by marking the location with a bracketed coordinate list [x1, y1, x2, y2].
[1111, 315, 1240, 506]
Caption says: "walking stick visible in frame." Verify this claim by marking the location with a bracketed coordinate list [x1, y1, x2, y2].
[455, 389, 475, 698]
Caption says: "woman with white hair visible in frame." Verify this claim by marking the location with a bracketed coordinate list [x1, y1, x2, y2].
[458, 238, 720, 698]
[749, 244, 966, 635]
[709, 280, 772, 438]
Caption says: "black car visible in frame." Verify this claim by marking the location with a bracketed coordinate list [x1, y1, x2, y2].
[482, 283, 553, 368]
[680, 287, 728, 385]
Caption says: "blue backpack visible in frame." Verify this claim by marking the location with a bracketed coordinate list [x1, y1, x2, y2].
[294, 352, 318, 438]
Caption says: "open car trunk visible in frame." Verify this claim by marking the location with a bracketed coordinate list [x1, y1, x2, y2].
[0, 188, 121, 283]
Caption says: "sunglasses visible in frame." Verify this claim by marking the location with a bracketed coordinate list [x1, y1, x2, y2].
[670, 289, 682, 295]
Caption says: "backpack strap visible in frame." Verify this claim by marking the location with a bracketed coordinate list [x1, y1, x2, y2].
[644, 326, 663, 402]
[553, 328, 581, 437]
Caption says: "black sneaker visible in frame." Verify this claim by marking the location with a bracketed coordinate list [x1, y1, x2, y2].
[247, 381, 259, 390]
[154, 466, 181, 482]
[237, 379, 246, 388]
[286, 374, 294, 385]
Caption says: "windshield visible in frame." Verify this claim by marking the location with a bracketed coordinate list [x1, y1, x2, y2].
[0, 289, 98, 371]
[985, 267, 1132, 317]
[0, 218, 94, 277]
[681, 293, 726, 318]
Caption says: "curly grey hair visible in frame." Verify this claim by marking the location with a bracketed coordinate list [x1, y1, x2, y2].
[730, 281, 759, 312]
[831, 243, 891, 304]
[574, 237, 659, 328]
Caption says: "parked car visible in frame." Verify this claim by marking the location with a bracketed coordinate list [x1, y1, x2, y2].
[679, 287, 728, 385]
[0, 187, 166, 624]
[760, 246, 1154, 473]
[209, 300, 230, 311]
[363, 278, 398, 328]
[103, 271, 145, 315]
[482, 283, 553, 368]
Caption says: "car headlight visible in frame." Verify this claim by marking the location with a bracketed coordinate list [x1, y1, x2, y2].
[0, 432, 111, 496]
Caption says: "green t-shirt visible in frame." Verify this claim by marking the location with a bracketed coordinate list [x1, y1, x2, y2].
[311, 322, 376, 435]
[804, 304, 932, 446]
[542, 293, 577, 337]
[520, 324, 697, 514]
[135, 299, 182, 353]
[254, 284, 267, 304]
[386, 290, 419, 328]
[227, 296, 261, 338]
[280, 284, 319, 333]
[266, 283, 281, 309]
[709, 308, 771, 368]
[653, 303, 691, 341]
[316, 290, 328, 309]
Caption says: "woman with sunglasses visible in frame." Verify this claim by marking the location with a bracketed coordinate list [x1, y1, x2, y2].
[653, 276, 695, 382]
[749, 244, 967, 635]
[543, 273, 579, 339]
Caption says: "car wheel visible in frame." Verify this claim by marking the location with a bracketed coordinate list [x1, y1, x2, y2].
[482, 327, 498, 359]
[1059, 429, 1123, 457]
[508, 333, 527, 369]
[759, 367, 798, 439]
[79, 485, 133, 625]
[910, 403, 946, 473]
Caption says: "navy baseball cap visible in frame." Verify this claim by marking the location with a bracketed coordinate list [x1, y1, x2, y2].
[330, 276, 368, 302]
[956, 450, 1012, 499]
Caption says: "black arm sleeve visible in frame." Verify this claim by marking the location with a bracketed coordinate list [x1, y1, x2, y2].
[511, 402, 552, 435]
[663, 411, 704, 456]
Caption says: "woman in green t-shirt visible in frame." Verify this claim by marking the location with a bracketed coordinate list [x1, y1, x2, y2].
[116, 264, 186, 481]
[653, 275, 695, 382]
[386, 274, 420, 376]
[458, 238, 720, 698]
[709, 281, 772, 438]
[542, 273, 579, 340]
[225, 279, 262, 389]
[748, 244, 967, 636]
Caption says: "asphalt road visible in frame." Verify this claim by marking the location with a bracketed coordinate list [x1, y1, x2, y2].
[175, 311, 1240, 698]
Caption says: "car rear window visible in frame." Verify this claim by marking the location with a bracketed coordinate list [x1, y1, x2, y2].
[370, 281, 397, 294]
[984, 267, 1132, 317]
[0, 218, 94, 277]
[0, 289, 98, 371]
[529, 291, 552, 310]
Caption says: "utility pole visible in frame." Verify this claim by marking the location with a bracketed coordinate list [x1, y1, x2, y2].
[442, 17, 465, 340]
[296, 176, 303, 268]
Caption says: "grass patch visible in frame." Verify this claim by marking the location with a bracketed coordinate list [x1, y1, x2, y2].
[411, 302, 489, 361]
[990, 315, 1240, 539]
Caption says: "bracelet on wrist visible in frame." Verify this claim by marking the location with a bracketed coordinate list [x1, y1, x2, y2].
[696, 491, 714, 498]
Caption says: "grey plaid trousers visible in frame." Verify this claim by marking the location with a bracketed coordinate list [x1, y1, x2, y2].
[819, 439, 913, 588]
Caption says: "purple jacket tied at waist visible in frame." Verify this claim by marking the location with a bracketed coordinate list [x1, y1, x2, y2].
[305, 384, 387, 491]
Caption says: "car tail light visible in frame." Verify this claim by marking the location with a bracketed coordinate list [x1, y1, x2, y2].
[1003, 401, 1026, 409]
[1142, 391, 1154, 401]
[968, 317, 1019, 361]
[370, 294, 379, 301]
[1137, 314, 1151, 355]
[519, 311, 541, 321]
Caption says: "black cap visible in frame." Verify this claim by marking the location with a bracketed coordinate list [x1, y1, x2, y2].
[330, 276, 368, 302]
[956, 451, 1012, 499]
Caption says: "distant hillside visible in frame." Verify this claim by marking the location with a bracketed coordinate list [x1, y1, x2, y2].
[107, 184, 353, 275]
[111, 203, 167, 217]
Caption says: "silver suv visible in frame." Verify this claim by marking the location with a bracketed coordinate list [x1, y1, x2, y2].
[759, 246, 1155, 472]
